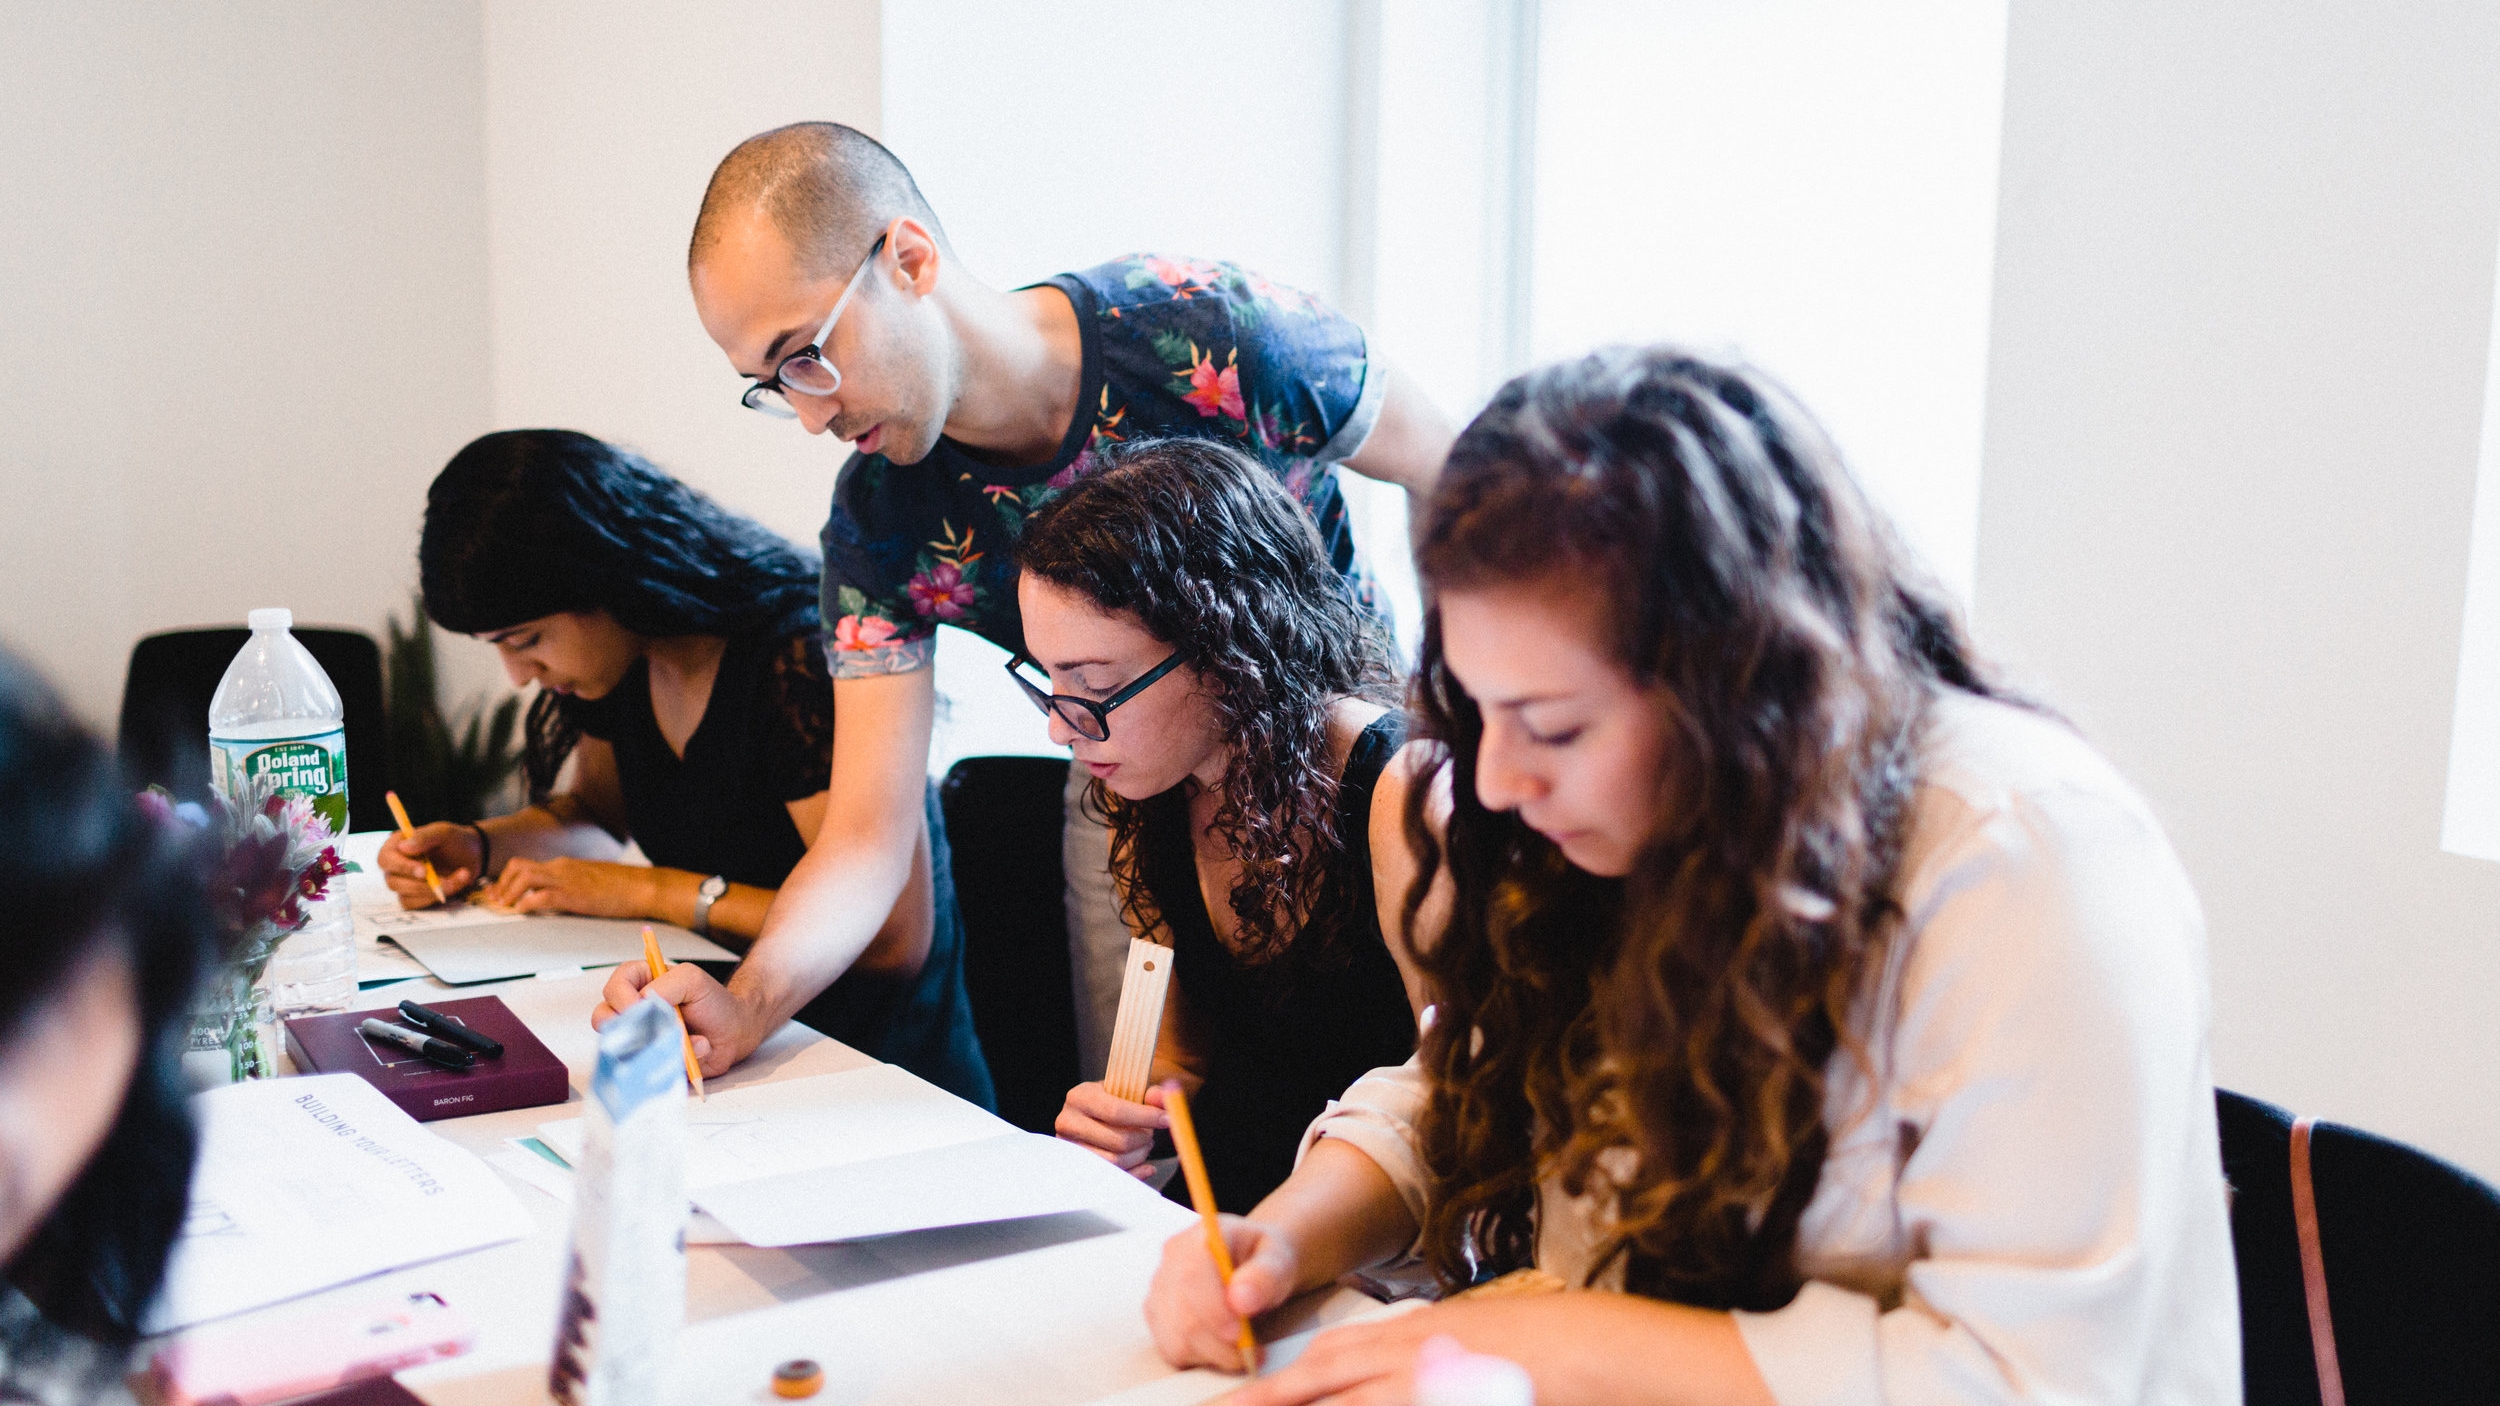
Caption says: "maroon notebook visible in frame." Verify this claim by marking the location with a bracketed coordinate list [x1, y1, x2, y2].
[284, 996, 571, 1122]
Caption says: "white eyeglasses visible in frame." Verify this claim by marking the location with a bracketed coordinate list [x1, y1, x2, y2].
[739, 231, 890, 419]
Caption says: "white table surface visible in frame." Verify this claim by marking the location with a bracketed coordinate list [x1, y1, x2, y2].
[224, 838, 1384, 1404]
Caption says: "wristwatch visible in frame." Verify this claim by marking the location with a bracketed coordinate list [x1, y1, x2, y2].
[691, 873, 728, 936]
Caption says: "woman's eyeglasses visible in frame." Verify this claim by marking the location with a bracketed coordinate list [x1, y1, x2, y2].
[1005, 651, 1183, 742]
[740, 231, 890, 418]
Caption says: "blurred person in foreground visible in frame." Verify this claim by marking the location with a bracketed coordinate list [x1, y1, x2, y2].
[0, 648, 215, 1404]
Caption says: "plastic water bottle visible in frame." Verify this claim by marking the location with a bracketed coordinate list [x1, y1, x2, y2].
[209, 607, 356, 1015]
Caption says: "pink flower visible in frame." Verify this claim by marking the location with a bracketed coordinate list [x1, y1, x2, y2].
[1048, 445, 1098, 491]
[832, 614, 899, 652]
[907, 562, 977, 621]
[1145, 256, 1218, 290]
[1184, 352, 1244, 420]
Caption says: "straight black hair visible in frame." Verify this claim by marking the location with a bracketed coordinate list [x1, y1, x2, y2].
[420, 429, 819, 641]
[0, 647, 213, 1355]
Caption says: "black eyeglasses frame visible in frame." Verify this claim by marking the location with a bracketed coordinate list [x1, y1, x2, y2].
[1004, 650, 1185, 742]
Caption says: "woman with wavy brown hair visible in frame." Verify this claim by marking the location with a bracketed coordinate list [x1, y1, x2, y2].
[1143, 348, 2238, 1402]
[1021, 437, 1427, 1212]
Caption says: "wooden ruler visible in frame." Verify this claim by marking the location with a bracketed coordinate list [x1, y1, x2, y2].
[1102, 937, 1175, 1102]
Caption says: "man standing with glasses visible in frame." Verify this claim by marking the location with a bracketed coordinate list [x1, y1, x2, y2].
[598, 121, 1450, 1077]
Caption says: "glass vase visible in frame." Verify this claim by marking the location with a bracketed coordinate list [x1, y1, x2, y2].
[187, 923, 294, 1084]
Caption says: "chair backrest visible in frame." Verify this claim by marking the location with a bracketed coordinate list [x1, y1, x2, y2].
[940, 755, 1079, 1134]
[117, 626, 392, 835]
[2216, 1088, 2500, 1405]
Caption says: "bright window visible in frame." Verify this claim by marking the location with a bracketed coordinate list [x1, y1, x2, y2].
[1527, 0, 2009, 603]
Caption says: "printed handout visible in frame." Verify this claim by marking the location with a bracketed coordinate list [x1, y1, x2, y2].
[151, 1074, 532, 1331]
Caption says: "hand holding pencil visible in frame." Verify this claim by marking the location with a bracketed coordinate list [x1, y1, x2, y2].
[640, 926, 706, 1102]
[383, 790, 448, 905]
[1163, 1081, 1260, 1376]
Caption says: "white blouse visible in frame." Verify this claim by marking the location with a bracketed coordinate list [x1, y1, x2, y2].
[1300, 694, 2241, 1403]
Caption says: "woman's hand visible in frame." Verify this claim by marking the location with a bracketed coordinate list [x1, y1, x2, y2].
[379, 823, 484, 909]
[1144, 1214, 1301, 1372]
[1224, 1293, 1774, 1406]
[591, 958, 757, 1076]
[1055, 1080, 1171, 1177]
[1222, 1300, 1459, 1405]
[485, 856, 659, 920]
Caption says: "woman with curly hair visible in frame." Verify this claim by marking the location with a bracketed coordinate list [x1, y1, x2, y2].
[1143, 349, 2237, 1401]
[1022, 438, 1427, 1212]
[387, 429, 990, 1105]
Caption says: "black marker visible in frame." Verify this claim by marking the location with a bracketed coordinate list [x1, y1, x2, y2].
[397, 1000, 504, 1058]
[359, 1018, 477, 1070]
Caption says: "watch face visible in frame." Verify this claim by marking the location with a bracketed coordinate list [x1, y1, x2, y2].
[699, 874, 728, 898]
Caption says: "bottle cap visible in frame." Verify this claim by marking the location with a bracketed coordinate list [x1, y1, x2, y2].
[1414, 1335, 1534, 1406]
[247, 607, 294, 632]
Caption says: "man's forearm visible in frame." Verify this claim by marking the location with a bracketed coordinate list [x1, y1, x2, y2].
[722, 824, 918, 1029]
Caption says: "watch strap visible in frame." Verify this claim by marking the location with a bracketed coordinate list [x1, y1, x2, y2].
[690, 873, 727, 936]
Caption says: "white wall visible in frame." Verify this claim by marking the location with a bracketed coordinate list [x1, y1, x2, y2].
[1529, 0, 2007, 603]
[1979, 1, 2500, 1177]
[0, 6, 492, 728]
[469, 0, 882, 713]
[881, 0, 1365, 773]
[480, 0, 880, 545]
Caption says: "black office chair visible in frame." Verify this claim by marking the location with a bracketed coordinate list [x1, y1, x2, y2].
[940, 755, 1080, 1134]
[2217, 1088, 2500, 1405]
[117, 625, 392, 835]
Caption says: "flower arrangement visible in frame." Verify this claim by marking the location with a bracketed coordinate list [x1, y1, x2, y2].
[144, 776, 349, 1080]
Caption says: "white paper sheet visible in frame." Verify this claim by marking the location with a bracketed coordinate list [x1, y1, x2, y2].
[383, 915, 734, 985]
[492, 1142, 748, 1248]
[536, 1063, 1011, 1189]
[692, 1130, 1164, 1249]
[336, 832, 729, 984]
[352, 897, 529, 944]
[151, 1074, 533, 1331]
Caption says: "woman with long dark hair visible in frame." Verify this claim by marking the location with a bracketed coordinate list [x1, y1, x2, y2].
[386, 429, 990, 1105]
[1143, 350, 2237, 1400]
[0, 647, 214, 1403]
[1023, 439, 1426, 1211]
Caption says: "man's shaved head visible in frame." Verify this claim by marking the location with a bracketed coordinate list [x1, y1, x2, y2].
[690, 122, 948, 280]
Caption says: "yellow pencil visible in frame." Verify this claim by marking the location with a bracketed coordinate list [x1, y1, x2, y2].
[642, 925, 706, 1102]
[1163, 1082, 1259, 1376]
[383, 790, 448, 905]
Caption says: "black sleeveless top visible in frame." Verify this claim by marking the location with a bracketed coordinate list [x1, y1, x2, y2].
[1137, 712, 1418, 1210]
[548, 631, 994, 1109]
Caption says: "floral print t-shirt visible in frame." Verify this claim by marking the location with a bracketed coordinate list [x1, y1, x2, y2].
[817, 254, 1384, 676]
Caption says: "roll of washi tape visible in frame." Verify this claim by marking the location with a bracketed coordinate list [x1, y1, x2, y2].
[771, 1359, 824, 1398]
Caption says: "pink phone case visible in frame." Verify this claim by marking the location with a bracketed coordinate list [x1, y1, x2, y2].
[144, 1291, 472, 1406]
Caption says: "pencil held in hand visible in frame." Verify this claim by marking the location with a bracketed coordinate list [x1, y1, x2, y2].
[1163, 1081, 1259, 1376]
[383, 789, 448, 904]
[641, 925, 706, 1102]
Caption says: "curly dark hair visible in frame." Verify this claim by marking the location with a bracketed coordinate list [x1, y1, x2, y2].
[1018, 438, 1398, 965]
[0, 647, 214, 1353]
[1404, 347, 2004, 1309]
[419, 429, 822, 799]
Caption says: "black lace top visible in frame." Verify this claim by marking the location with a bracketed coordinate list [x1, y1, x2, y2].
[528, 631, 833, 889]
[1137, 712, 1418, 1210]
